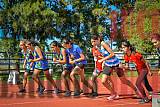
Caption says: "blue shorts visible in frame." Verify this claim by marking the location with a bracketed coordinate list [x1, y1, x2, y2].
[34, 60, 49, 71]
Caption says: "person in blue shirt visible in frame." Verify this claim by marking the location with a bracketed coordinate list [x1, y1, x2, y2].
[18, 39, 35, 93]
[62, 38, 93, 96]
[26, 40, 59, 95]
[50, 41, 73, 97]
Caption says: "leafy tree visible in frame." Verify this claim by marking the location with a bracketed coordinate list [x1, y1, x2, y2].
[0, 0, 138, 52]
[123, 0, 160, 53]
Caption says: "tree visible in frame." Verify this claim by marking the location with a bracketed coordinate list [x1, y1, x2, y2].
[0, 0, 139, 52]
[123, 0, 160, 53]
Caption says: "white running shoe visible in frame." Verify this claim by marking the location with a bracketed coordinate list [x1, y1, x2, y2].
[107, 94, 119, 100]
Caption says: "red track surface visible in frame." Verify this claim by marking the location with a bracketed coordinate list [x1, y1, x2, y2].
[0, 73, 159, 107]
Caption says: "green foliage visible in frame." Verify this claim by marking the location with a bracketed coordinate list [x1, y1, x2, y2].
[124, 0, 160, 53]
[144, 17, 152, 36]
[129, 34, 153, 54]
[0, 38, 19, 57]
[135, 0, 160, 12]
[0, 0, 137, 51]
[1, 1, 57, 39]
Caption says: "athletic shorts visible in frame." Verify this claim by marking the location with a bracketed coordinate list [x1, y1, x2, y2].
[75, 63, 85, 69]
[63, 66, 73, 72]
[102, 65, 124, 77]
[93, 68, 102, 76]
[34, 60, 49, 71]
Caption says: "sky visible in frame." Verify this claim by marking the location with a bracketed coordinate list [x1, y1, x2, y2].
[0, 1, 119, 50]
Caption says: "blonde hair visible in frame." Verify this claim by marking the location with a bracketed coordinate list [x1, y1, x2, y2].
[20, 39, 27, 45]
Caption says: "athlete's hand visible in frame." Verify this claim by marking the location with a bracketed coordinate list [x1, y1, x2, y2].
[70, 60, 75, 65]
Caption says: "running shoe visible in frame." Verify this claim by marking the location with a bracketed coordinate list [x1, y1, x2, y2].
[90, 92, 98, 97]
[53, 88, 59, 95]
[139, 98, 150, 104]
[73, 91, 81, 97]
[19, 88, 26, 93]
[64, 91, 71, 97]
[38, 86, 45, 95]
[107, 94, 119, 100]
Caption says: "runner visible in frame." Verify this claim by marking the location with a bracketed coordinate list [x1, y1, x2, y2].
[91, 36, 139, 100]
[121, 40, 152, 104]
[62, 38, 93, 96]
[18, 39, 35, 93]
[50, 41, 73, 97]
[90, 39, 103, 97]
[26, 40, 59, 95]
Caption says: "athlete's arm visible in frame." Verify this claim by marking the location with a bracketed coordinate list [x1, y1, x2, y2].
[31, 46, 43, 62]
[57, 48, 67, 64]
[98, 41, 115, 62]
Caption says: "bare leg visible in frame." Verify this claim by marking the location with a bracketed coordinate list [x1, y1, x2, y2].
[32, 69, 44, 89]
[44, 70, 58, 89]
[101, 74, 116, 95]
[61, 70, 70, 91]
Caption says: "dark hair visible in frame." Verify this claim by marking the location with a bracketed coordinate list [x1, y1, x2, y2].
[50, 41, 62, 47]
[26, 40, 39, 46]
[121, 40, 136, 52]
[62, 38, 72, 44]
[91, 35, 103, 42]
[151, 33, 160, 41]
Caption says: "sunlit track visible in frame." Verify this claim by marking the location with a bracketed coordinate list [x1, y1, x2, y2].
[0, 75, 158, 107]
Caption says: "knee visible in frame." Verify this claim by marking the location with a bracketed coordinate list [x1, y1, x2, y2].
[70, 72, 75, 79]
[61, 73, 66, 79]
[101, 79, 106, 85]
[24, 75, 27, 80]
[23, 73, 28, 79]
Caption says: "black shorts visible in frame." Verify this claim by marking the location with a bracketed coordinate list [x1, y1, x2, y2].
[75, 64, 85, 69]
[63, 66, 73, 72]
[34, 68, 49, 71]
[102, 65, 124, 77]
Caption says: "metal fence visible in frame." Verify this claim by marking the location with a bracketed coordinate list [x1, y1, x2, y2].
[0, 51, 159, 74]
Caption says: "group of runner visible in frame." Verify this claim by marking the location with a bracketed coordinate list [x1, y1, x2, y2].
[18, 33, 160, 104]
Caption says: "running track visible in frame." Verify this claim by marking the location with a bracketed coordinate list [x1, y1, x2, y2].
[0, 73, 160, 107]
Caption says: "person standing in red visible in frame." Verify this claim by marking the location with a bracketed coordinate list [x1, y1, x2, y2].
[121, 40, 152, 104]
[90, 42, 103, 97]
